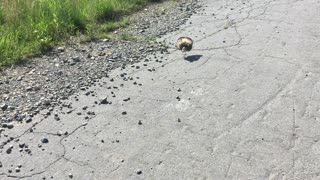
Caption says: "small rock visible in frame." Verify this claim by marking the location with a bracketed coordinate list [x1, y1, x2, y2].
[68, 173, 73, 178]
[57, 46, 65, 52]
[100, 97, 109, 104]
[57, 131, 62, 136]
[138, 120, 142, 125]
[17, 76, 23, 81]
[122, 111, 127, 115]
[41, 138, 49, 144]
[25, 116, 32, 123]
[54, 116, 60, 121]
[72, 56, 80, 62]
[19, 143, 25, 148]
[8, 106, 15, 110]
[6, 147, 12, 154]
[7, 123, 14, 129]
[1, 104, 8, 111]
[123, 98, 131, 102]
[42, 99, 51, 106]
[26, 86, 33, 91]
[136, 169, 142, 175]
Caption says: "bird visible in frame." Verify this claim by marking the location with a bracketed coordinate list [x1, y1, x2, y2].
[176, 37, 193, 58]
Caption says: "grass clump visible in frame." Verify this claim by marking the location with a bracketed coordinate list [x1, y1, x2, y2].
[0, 0, 161, 66]
[99, 17, 129, 32]
[120, 33, 137, 41]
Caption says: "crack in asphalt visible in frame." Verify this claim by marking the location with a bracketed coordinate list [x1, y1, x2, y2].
[0, 122, 89, 179]
[211, 67, 302, 143]
[292, 99, 297, 180]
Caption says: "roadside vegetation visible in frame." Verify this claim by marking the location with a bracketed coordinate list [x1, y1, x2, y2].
[0, 0, 161, 66]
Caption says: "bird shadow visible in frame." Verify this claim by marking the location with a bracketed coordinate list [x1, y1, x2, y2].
[184, 55, 203, 62]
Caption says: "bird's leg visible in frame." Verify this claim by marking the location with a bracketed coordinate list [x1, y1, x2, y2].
[182, 47, 186, 59]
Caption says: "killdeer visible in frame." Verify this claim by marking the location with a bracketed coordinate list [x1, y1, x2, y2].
[176, 37, 193, 58]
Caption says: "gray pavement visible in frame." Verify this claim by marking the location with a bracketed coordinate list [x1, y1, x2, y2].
[1, 0, 320, 179]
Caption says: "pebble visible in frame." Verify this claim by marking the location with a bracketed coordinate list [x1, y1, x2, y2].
[122, 111, 127, 115]
[8, 106, 15, 111]
[136, 169, 142, 175]
[138, 120, 143, 125]
[54, 115, 60, 121]
[25, 116, 33, 123]
[41, 138, 49, 144]
[57, 46, 65, 52]
[1, 104, 8, 111]
[57, 131, 62, 136]
[100, 97, 109, 104]
[19, 143, 25, 148]
[26, 86, 33, 91]
[68, 173, 73, 178]
[6, 147, 12, 154]
[72, 56, 80, 62]
[7, 123, 14, 129]
[123, 98, 131, 102]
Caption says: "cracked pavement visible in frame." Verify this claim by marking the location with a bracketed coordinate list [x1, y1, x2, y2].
[1, 0, 320, 179]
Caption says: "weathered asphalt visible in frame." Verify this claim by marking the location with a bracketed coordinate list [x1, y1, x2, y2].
[1, 0, 320, 179]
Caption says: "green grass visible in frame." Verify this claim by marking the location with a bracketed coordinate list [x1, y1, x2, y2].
[120, 33, 137, 41]
[99, 17, 130, 32]
[0, 0, 162, 66]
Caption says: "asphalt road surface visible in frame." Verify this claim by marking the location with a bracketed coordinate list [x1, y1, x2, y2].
[1, 0, 320, 179]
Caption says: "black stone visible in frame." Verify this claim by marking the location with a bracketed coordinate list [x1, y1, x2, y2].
[41, 138, 49, 144]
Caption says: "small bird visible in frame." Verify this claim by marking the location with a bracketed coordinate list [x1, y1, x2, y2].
[176, 37, 193, 58]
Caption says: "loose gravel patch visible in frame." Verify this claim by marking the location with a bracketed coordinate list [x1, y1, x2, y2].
[0, 0, 199, 137]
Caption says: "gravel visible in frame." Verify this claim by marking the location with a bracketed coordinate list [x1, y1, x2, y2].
[0, 0, 200, 148]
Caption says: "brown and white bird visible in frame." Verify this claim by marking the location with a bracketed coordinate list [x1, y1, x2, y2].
[176, 37, 193, 58]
